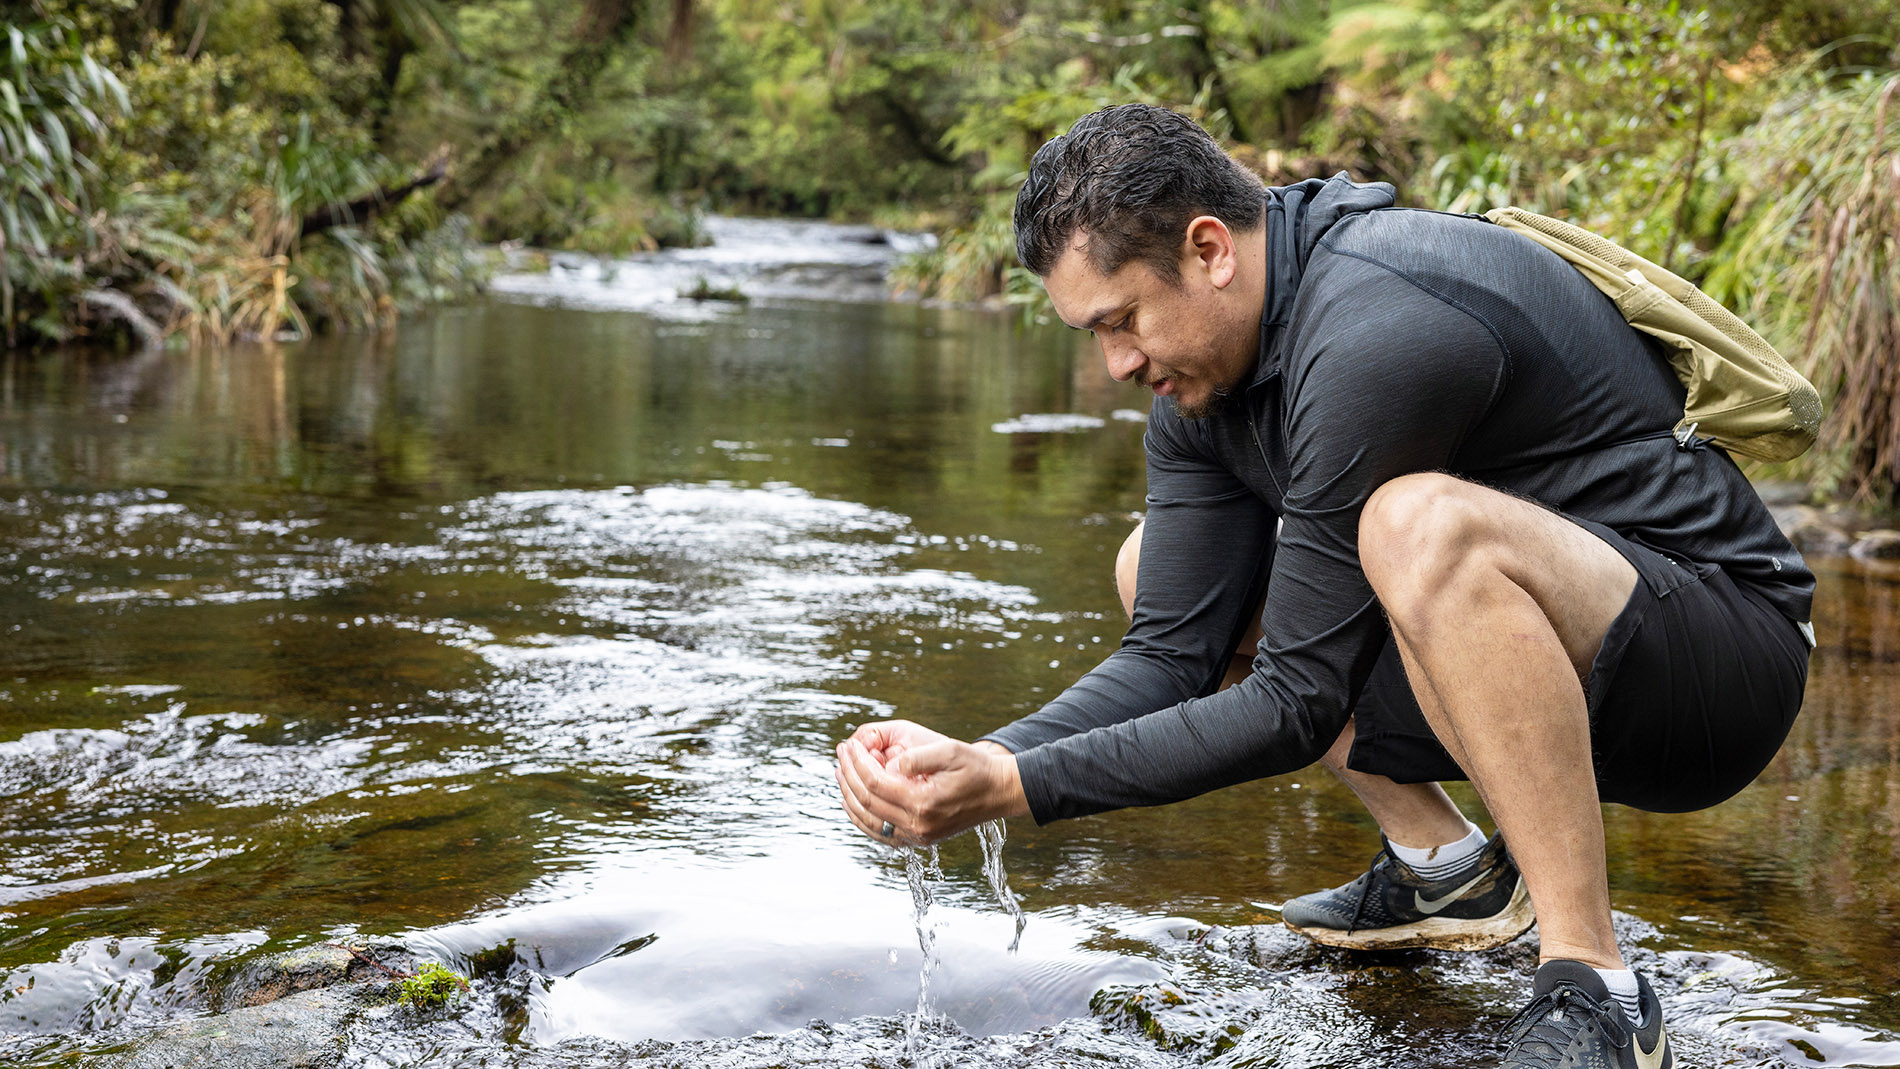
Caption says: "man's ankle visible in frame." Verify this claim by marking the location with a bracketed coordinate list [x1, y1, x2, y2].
[1387, 818, 1485, 878]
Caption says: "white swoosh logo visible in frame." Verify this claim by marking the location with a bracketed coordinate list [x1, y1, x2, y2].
[1413, 871, 1488, 915]
[1634, 1026, 1670, 1069]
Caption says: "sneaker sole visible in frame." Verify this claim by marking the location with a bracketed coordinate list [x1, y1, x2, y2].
[1283, 878, 1534, 952]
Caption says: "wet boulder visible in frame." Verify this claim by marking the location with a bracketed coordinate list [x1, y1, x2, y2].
[219, 942, 413, 1010]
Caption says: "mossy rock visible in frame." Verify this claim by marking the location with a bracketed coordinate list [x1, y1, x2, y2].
[221, 943, 414, 1010]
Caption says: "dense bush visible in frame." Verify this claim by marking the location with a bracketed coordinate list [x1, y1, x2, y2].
[5, 2, 486, 346]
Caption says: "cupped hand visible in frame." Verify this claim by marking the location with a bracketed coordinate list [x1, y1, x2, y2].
[833, 720, 1029, 846]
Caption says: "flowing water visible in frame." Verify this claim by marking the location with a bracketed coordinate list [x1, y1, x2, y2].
[1, 217, 1898, 1068]
[905, 845, 945, 1067]
[977, 819, 1026, 953]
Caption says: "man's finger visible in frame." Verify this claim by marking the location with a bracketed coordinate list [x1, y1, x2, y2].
[836, 742, 907, 841]
[842, 737, 911, 807]
[848, 722, 888, 760]
[857, 721, 937, 769]
[836, 741, 884, 810]
[891, 738, 962, 778]
[836, 762, 891, 840]
[835, 756, 891, 841]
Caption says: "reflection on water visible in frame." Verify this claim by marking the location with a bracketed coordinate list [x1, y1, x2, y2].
[2, 222, 1899, 1067]
[397, 858, 1158, 1045]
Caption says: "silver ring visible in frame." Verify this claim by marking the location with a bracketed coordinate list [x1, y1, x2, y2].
[880, 820, 896, 838]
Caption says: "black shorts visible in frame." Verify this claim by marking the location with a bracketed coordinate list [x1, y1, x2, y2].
[1344, 518, 1812, 813]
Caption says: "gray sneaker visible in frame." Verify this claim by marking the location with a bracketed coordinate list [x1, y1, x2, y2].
[1501, 959, 1674, 1068]
[1280, 831, 1534, 951]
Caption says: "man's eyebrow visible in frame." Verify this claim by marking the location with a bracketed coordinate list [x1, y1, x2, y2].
[1072, 305, 1126, 331]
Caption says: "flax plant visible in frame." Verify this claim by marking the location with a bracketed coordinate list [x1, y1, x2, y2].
[1707, 71, 1900, 503]
[0, 17, 127, 345]
[177, 113, 388, 344]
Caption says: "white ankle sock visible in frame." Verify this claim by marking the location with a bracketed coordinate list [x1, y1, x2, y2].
[1594, 968, 1643, 1024]
[1387, 819, 1485, 879]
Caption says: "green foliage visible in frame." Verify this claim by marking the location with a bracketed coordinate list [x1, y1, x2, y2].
[10, 0, 1900, 504]
[398, 961, 468, 1009]
[1704, 71, 1900, 502]
[681, 275, 748, 302]
[0, 13, 130, 345]
[890, 192, 1020, 303]
[1420, 2, 1756, 270]
[4, 0, 486, 347]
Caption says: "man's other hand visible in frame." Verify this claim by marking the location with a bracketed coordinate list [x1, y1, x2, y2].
[834, 721, 1029, 846]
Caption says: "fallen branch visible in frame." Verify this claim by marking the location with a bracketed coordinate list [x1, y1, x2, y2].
[299, 149, 451, 236]
[81, 288, 165, 350]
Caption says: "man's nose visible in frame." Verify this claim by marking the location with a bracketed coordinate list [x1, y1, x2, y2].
[1103, 340, 1145, 382]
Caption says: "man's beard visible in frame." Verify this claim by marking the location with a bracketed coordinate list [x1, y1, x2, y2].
[1173, 383, 1233, 421]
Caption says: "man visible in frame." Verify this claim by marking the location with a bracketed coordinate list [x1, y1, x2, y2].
[833, 103, 1811, 1067]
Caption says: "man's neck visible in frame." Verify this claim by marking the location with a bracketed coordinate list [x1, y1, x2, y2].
[1235, 223, 1269, 330]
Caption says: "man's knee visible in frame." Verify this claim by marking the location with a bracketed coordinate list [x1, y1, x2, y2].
[1116, 521, 1143, 619]
[1359, 473, 1497, 611]
[1361, 473, 1637, 674]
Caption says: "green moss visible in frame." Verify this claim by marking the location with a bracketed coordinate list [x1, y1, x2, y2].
[397, 962, 468, 1009]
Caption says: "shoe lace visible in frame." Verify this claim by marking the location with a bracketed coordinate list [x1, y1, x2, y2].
[1502, 984, 1633, 1068]
[1343, 848, 1386, 935]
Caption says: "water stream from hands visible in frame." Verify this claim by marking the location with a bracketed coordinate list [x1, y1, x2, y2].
[976, 819, 1025, 952]
[904, 820, 1024, 1066]
[903, 845, 944, 1067]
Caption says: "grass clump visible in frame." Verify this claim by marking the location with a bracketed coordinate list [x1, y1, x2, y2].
[398, 961, 469, 1009]
[1705, 71, 1900, 504]
[680, 276, 747, 303]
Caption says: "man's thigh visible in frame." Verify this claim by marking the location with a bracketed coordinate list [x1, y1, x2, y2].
[1343, 518, 1810, 814]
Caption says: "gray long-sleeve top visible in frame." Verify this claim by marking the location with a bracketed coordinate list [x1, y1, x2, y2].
[982, 178, 1815, 824]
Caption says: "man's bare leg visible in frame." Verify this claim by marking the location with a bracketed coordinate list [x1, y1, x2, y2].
[1358, 474, 1637, 971]
[1116, 522, 1472, 850]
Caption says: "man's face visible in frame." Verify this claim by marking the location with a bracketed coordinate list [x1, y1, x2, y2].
[1043, 236, 1257, 420]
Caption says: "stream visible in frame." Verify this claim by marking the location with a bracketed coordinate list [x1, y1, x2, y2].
[2, 217, 1898, 1068]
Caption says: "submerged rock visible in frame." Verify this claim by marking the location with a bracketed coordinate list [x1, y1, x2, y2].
[87, 943, 424, 1069]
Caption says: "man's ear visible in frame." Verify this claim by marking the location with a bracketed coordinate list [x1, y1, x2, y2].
[1182, 215, 1238, 289]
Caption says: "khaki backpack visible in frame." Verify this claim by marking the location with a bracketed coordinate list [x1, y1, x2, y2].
[1484, 206, 1823, 462]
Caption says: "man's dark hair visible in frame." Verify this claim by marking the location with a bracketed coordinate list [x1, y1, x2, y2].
[1014, 103, 1266, 283]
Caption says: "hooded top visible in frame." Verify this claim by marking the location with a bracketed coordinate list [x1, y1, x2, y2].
[981, 178, 1813, 823]
[1259, 174, 1398, 334]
